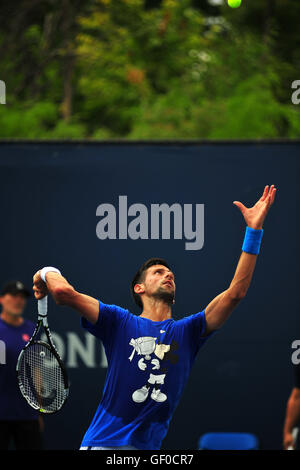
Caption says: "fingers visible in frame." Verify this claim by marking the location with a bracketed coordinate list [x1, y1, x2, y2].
[33, 285, 40, 297]
[33, 270, 46, 291]
[270, 185, 277, 205]
[32, 270, 48, 300]
[33, 284, 47, 299]
[261, 185, 269, 201]
[33, 291, 43, 300]
[266, 185, 277, 207]
[33, 270, 39, 280]
[33, 289, 46, 300]
[261, 185, 277, 206]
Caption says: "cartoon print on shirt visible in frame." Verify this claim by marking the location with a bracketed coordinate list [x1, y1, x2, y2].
[128, 336, 179, 404]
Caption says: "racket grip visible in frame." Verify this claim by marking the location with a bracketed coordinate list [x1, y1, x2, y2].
[38, 296, 48, 317]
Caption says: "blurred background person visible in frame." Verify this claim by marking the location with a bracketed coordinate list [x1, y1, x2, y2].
[283, 364, 300, 450]
[0, 280, 43, 450]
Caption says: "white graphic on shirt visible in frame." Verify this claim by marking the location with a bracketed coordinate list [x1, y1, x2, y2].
[128, 337, 157, 361]
[129, 336, 178, 404]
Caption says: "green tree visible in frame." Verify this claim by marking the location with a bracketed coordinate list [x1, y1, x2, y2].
[0, 0, 299, 139]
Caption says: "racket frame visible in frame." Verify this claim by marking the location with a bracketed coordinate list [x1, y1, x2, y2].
[16, 296, 69, 414]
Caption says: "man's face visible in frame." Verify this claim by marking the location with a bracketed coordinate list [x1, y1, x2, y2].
[0, 293, 27, 316]
[137, 265, 176, 305]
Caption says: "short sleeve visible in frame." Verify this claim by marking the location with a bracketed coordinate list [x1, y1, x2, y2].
[294, 364, 300, 389]
[81, 300, 129, 345]
[178, 310, 215, 359]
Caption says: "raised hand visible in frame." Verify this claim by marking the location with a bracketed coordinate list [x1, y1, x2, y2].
[233, 185, 277, 230]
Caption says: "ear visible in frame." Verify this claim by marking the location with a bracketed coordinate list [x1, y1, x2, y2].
[134, 283, 145, 295]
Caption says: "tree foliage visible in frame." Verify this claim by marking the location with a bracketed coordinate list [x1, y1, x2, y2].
[0, 0, 299, 139]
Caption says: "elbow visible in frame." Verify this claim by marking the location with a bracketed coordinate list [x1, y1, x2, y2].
[227, 287, 247, 302]
[52, 285, 76, 305]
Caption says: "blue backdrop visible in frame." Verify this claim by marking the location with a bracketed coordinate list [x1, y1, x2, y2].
[0, 141, 299, 450]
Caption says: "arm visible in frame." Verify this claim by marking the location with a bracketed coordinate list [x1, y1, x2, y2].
[283, 387, 300, 449]
[204, 185, 276, 335]
[32, 270, 99, 325]
[204, 251, 257, 333]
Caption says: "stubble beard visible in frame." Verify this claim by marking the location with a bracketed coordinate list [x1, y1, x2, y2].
[152, 286, 175, 306]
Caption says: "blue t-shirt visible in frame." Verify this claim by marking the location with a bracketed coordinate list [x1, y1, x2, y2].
[0, 316, 39, 420]
[80, 301, 213, 450]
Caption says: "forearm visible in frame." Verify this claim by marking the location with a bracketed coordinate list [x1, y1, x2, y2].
[40, 271, 99, 324]
[205, 231, 261, 332]
[44, 272, 76, 304]
[228, 251, 258, 299]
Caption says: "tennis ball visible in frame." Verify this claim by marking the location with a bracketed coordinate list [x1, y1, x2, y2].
[228, 0, 242, 7]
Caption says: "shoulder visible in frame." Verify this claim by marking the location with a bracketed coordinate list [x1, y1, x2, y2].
[93, 300, 134, 328]
[175, 309, 213, 338]
[99, 301, 131, 317]
[175, 310, 206, 327]
[81, 301, 134, 340]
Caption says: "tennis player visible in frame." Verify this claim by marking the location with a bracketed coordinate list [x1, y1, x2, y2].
[33, 185, 276, 450]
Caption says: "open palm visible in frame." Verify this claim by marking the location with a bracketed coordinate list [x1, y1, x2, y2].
[233, 185, 277, 230]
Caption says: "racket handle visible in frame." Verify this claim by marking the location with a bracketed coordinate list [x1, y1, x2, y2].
[38, 296, 48, 318]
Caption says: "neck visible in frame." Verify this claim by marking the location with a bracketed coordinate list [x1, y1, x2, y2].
[140, 298, 172, 322]
[0, 311, 24, 327]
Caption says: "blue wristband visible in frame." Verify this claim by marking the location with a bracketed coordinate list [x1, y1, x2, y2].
[242, 226, 264, 255]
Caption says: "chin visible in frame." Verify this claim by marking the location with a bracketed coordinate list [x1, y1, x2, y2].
[154, 288, 174, 305]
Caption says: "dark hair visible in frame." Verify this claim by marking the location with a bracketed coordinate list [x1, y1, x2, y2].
[130, 258, 172, 309]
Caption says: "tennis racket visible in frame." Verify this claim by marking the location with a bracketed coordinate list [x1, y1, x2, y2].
[16, 296, 69, 414]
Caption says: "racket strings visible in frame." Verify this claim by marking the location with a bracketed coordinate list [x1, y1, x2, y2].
[19, 343, 67, 412]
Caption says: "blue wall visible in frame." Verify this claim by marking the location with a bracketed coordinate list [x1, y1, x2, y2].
[0, 142, 299, 450]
